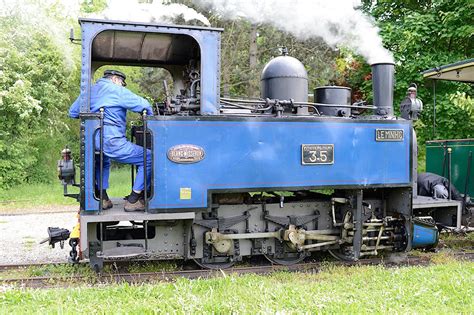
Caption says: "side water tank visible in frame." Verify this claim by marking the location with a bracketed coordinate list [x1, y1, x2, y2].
[261, 55, 308, 114]
[314, 86, 351, 117]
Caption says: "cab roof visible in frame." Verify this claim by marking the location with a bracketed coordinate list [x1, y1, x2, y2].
[79, 18, 223, 32]
[79, 18, 222, 66]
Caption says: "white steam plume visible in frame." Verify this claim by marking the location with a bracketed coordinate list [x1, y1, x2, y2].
[94, 0, 210, 26]
[196, 0, 393, 64]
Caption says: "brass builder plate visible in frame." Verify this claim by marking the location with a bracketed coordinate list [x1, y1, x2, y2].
[167, 144, 205, 164]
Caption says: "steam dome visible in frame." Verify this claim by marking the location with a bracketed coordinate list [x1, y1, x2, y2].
[261, 55, 308, 113]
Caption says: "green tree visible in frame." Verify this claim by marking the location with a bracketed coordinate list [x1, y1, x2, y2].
[355, 0, 474, 143]
[0, 3, 80, 189]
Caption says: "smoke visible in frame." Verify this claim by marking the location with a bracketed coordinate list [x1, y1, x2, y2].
[195, 0, 393, 64]
[94, 0, 210, 26]
[1, 0, 391, 64]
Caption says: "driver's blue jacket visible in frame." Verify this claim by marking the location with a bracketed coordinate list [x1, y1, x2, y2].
[69, 78, 153, 191]
[69, 78, 153, 133]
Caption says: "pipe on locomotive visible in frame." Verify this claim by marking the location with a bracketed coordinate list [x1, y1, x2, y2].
[371, 62, 395, 117]
[253, 54, 396, 117]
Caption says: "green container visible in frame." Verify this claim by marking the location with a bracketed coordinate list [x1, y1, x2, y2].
[426, 139, 474, 197]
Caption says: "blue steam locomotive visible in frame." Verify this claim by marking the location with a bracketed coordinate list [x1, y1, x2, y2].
[56, 18, 438, 270]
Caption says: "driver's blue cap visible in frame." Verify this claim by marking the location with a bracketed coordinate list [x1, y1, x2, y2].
[104, 70, 127, 86]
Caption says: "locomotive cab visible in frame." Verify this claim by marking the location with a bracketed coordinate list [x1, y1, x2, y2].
[91, 29, 207, 115]
[66, 19, 223, 268]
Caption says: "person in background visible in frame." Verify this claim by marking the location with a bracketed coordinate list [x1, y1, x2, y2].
[417, 172, 463, 201]
[400, 83, 423, 120]
[69, 70, 153, 212]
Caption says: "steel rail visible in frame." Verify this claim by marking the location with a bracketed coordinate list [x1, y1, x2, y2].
[2, 251, 474, 289]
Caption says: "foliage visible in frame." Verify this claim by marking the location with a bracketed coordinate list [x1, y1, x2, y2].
[352, 0, 474, 145]
[0, 21, 38, 187]
[0, 4, 80, 190]
[80, 0, 107, 13]
[431, 92, 474, 140]
[0, 167, 130, 213]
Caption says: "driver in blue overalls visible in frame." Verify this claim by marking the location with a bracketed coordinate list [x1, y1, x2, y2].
[69, 70, 153, 212]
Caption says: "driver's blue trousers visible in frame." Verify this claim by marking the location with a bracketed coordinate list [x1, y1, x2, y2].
[95, 126, 152, 192]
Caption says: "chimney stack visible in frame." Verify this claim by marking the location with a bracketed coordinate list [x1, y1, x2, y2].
[371, 63, 395, 116]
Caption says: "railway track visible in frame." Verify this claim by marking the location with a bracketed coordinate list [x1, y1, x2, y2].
[0, 262, 58, 271]
[2, 251, 473, 289]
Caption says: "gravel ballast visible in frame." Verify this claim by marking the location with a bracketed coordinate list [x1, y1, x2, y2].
[0, 212, 77, 265]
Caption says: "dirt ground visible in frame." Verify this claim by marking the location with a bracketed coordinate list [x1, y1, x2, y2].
[0, 205, 77, 216]
[0, 209, 78, 265]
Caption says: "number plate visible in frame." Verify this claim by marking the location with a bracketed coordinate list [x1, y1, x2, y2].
[375, 129, 404, 141]
[301, 144, 334, 165]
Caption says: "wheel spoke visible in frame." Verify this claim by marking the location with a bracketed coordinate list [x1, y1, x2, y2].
[328, 248, 356, 261]
[264, 251, 306, 265]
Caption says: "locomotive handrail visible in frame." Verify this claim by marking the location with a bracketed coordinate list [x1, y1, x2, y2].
[142, 110, 149, 251]
[297, 101, 376, 110]
[220, 97, 377, 110]
[130, 126, 135, 187]
[220, 100, 273, 111]
[143, 110, 148, 213]
[99, 108, 104, 214]
[98, 108, 105, 258]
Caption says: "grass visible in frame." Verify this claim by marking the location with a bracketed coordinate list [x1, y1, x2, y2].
[1, 261, 473, 313]
[0, 167, 131, 212]
[0, 260, 182, 281]
[439, 232, 474, 249]
[127, 261, 179, 273]
[22, 237, 36, 250]
[24, 264, 97, 279]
